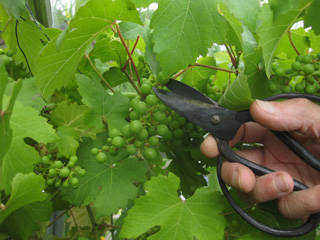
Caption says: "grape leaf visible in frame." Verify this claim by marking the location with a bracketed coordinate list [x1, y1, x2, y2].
[150, 0, 227, 78]
[1, 100, 59, 193]
[62, 133, 147, 217]
[102, 67, 128, 87]
[120, 173, 227, 240]
[0, 198, 52, 240]
[35, 0, 142, 99]
[54, 126, 79, 158]
[0, 0, 26, 19]
[219, 72, 253, 111]
[76, 74, 130, 130]
[0, 173, 47, 225]
[304, 0, 320, 35]
[257, 0, 312, 77]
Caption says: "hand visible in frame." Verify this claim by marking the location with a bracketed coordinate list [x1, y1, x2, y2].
[200, 98, 320, 219]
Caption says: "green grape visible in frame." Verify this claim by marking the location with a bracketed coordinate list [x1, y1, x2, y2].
[272, 64, 279, 72]
[186, 122, 195, 131]
[95, 152, 107, 163]
[136, 101, 149, 114]
[171, 139, 182, 146]
[74, 166, 82, 172]
[109, 129, 121, 138]
[302, 55, 313, 64]
[169, 120, 180, 130]
[291, 61, 303, 71]
[178, 117, 187, 126]
[68, 161, 76, 168]
[296, 55, 303, 62]
[62, 180, 69, 188]
[78, 169, 86, 176]
[91, 148, 99, 155]
[157, 124, 169, 136]
[6, 49, 16, 57]
[107, 137, 112, 143]
[70, 177, 79, 186]
[148, 136, 159, 146]
[303, 64, 315, 75]
[283, 85, 293, 93]
[130, 120, 143, 134]
[130, 98, 139, 108]
[126, 145, 137, 155]
[163, 131, 173, 141]
[102, 145, 109, 151]
[157, 72, 169, 84]
[305, 85, 317, 94]
[55, 180, 61, 188]
[134, 140, 144, 148]
[54, 160, 63, 168]
[47, 178, 54, 185]
[207, 94, 216, 101]
[154, 111, 166, 122]
[143, 148, 157, 160]
[173, 129, 184, 139]
[59, 167, 70, 178]
[42, 156, 50, 164]
[268, 82, 279, 93]
[159, 142, 168, 152]
[129, 110, 140, 120]
[145, 94, 159, 106]
[148, 126, 157, 136]
[70, 155, 78, 163]
[206, 87, 215, 95]
[48, 168, 57, 177]
[215, 92, 223, 100]
[140, 78, 150, 85]
[141, 84, 152, 95]
[112, 136, 125, 148]
[122, 124, 133, 138]
[158, 103, 167, 111]
[274, 67, 285, 77]
[137, 128, 149, 141]
[295, 82, 304, 92]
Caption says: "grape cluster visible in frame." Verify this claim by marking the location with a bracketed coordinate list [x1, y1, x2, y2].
[269, 53, 320, 94]
[91, 78, 206, 164]
[36, 154, 86, 188]
[205, 83, 228, 102]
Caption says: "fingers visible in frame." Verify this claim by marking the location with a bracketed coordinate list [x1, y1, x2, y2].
[250, 98, 320, 139]
[200, 134, 219, 158]
[221, 162, 294, 203]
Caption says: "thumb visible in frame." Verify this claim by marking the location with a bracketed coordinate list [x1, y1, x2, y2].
[250, 98, 320, 139]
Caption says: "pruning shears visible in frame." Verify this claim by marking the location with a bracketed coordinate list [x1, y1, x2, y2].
[153, 79, 320, 237]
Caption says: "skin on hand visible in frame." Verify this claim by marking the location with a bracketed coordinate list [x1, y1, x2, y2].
[200, 98, 320, 219]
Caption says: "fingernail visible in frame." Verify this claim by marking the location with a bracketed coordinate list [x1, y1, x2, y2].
[256, 100, 275, 115]
[232, 171, 242, 191]
[274, 176, 289, 193]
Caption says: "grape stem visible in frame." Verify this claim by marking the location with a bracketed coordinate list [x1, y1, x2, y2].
[225, 44, 237, 69]
[288, 28, 300, 55]
[86, 204, 100, 240]
[122, 36, 140, 71]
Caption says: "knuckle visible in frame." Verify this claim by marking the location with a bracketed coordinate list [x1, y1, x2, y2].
[301, 189, 320, 214]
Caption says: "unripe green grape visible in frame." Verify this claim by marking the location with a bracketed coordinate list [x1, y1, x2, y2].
[137, 128, 148, 141]
[206, 87, 216, 95]
[95, 152, 107, 163]
[154, 111, 166, 122]
[143, 148, 157, 160]
[130, 120, 143, 134]
[74, 166, 82, 172]
[6, 49, 16, 57]
[122, 124, 133, 138]
[171, 139, 182, 146]
[173, 129, 184, 139]
[283, 85, 293, 93]
[126, 145, 137, 155]
[272, 64, 279, 72]
[135, 101, 149, 114]
[112, 136, 125, 148]
[295, 82, 304, 92]
[178, 117, 187, 126]
[109, 129, 121, 138]
[275, 67, 285, 77]
[159, 142, 168, 152]
[157, 124, 169, 136]
[302, 55, 313, 64]
[158, 103, 167, 111]
[291, 61, 303, 71]
[303, 64, 315, 75]
[49, 168, 57, 177]
[102, 145, 109, 151]
[70, 155, 78, 163]
[42, 156, 50, 164]
[59, 167, 70, 178]
[148, 126, 157, 136]
[70, 177, 79, 186]
[148, 136, 159, 146]
[129, 110, 140, 120]
[68, 161, 76, 168]
[134, 140, 144, 148]
[186, 122, 195, 131]
[207, 94, 216, 101]
[130, 98, 139, 108]
[163, 131, 173, 141]
[140, 78, 148, 84]
[107, 138, 112, 143]
[169, 120, 180, 130]
[78, 169, 86, 176]
[54, 160, 63, 168]
[157, 72, 169, 84]
[141, 84, 152, 95]
[296, 55, 303, 62]
[305, 85, 317, 94]
[215, 92, 223, 100]
[268, 82, 279, 93]
[47, 178, 55, 185]
[145, 94, 159, 106]
[55, 180, 61, 188]
[62, 180, 70, 188]
[91, 148, 99, 155]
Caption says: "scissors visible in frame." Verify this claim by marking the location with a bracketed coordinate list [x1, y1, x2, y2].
[153, 78, 320, 237]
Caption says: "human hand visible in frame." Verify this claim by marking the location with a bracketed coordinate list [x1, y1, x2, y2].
[200, 98, 320, 219]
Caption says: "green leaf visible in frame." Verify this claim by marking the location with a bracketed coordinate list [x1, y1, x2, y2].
[103, 67, 128, 87]
[150, 0, 227, 77]
[54, 126, 80, 158]
[0, 173, 47, 224]
[1, 100, 59, 193]
[219, 72, 253, 111]
[35, 0, 142, 99]
[0, 0, 26, 19]
[257, 0, 312, 77]
[304, 0, 320, 35]
[0, 199, 52, 240]
[76, 74, 130, 130]
[62, 134, 147, 216]
[120, 173, 227, 239]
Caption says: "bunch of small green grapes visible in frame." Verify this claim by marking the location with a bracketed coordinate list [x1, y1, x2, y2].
[269, 53, 320, 94]
[38, 154, 86, 188]
[205, 82, 229, 102]
[90, 78, 206, 163]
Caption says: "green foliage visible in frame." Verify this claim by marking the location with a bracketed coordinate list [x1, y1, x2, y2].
[0, 0, 320, 239]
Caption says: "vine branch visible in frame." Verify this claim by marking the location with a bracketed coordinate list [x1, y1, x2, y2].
[123, 36, 140, 71]
[86, 205, 100, 240]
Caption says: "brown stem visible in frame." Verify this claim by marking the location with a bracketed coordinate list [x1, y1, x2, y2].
[288, 28, 300, 55]
[193, 63, 236, 73]
[85, 55, 115, 93]
[114, 22, 141, 86]
[124, 70, 142, 96]
[225, 44, 236, 68]
[122, 36, 140, 71]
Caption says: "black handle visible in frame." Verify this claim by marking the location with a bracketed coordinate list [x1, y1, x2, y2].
[216, 139, 320, 237]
